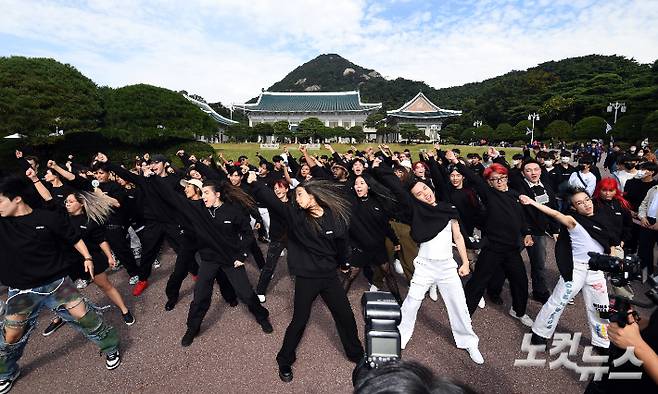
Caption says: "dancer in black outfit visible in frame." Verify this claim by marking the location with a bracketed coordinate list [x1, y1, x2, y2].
[163, 178, 238, 311]
[448, 149, 535, 327]
[96, 153, 184, 296]
[247, 172, 363, 383]
[342, 175, 403, 304]
[149, 176, 272, 347]
[255, 178, 290, 303]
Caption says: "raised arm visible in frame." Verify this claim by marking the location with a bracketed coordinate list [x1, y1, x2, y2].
[96, 153, 144, 186]
[518, 194, 577, 229]
[247, 173, 288, 219]
[370, 159, 413, 217]
[25, 168, 52, 202]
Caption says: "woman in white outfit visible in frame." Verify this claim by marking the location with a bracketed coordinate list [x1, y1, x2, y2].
[372, 159, 483, 365]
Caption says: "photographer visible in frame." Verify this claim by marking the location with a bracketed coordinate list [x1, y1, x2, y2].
[518, 188, 617, 351]
[587, 309, 658, 392]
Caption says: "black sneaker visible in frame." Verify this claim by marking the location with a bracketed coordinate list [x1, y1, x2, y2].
[105, 351, 121, 370]
[42, 319, 65, 337]
[531, 333, 548, 350]
[164, 299, 177, 311]
[532, 292, 550, 304]
[122, 311, 136, 326]
[181, 328, 198, 347]
[0, 370, 20, 394]
[278, 365, 293, 382]
[259, 319, 273, 334]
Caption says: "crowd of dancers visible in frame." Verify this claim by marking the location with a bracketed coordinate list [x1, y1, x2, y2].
[1, 140, 658, 393]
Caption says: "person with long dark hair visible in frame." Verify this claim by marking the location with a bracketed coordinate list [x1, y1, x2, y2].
[148, 176, 272, 347]
[341, 175, 403, 304]
[247, 172, 363, 383]
[371, 158, 483, 364]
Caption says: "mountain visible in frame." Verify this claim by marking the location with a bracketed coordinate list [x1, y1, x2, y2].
[261, 53, 658, 140]
[267, 53, 384, 92]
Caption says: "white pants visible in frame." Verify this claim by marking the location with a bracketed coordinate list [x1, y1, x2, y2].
[398, 256, 479, 350]
[532, 263, 610, 347]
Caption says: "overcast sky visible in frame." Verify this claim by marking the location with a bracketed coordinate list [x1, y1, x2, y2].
[1, 0, 657, 105]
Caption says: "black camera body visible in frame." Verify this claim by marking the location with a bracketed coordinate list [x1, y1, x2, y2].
[587, 252, 641, 287]
[361, 291, 402, 368]
[587, 252, 658, 327]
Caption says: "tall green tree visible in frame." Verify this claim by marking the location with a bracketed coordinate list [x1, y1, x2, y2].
[544, 120, 573, 141]
[573, 116, 607, 140]
[272, 120, 293, 140]
[297, 117, 326, 141]
[642, 110, 658, 137]
[102, 84, 217, 145]
[0, 56, 103, 142]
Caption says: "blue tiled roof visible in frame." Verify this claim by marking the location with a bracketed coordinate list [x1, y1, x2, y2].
[388, 111, 461, 119]
[234, 91, 381, 113]
[183, 94, 238, 126]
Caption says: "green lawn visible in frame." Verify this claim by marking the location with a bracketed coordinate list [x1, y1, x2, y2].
[210, 143, 522, 161]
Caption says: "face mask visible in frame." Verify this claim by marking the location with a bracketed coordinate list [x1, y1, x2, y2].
[544, 160, 554, 168]
[638, 152, 644, 157]
[561, 157, 570, 163]
[630, 148, 637, 153]
[635, 170, 646, 178]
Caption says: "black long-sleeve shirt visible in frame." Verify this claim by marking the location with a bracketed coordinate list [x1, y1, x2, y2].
[251, 181, 349, 278]
[149, 176, 251, 265]
[457, 163, 531, 251]
[0, 209, 81, 289]
[349, 196, 399, 251]
[106, 162, 182, 224]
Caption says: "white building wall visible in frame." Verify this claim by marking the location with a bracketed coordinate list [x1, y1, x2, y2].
[247, 112, 368, 128]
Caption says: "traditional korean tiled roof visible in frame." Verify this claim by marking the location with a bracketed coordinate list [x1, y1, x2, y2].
[183, 94, 239, 126]
[233, 91, 382, 113]
[387, 92, 461, 119]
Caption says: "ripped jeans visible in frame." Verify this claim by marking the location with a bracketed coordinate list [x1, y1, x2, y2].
[0, 277, 120, 379]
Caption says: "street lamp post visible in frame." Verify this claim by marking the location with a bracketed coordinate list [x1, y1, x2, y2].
[528, 113, 540, 144]
[607, 102, 626, 124]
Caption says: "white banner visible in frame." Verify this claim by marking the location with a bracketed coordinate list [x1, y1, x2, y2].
[259, 143, 280, 149]
[306, 143, 321, 150]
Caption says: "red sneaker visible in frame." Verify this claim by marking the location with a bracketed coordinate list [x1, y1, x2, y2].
[132, 280, 149, 296]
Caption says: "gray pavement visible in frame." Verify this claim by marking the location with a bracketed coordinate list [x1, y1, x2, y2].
[9, 241, 628, 394]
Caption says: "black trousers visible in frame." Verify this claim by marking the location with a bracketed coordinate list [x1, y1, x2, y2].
[276, 275, 364, 367]
[138, 221, 183, 281]
[638, 217, 657, 275]
[256, 240, 286, 295]
[464, 247, 529, 316]
[248, 234, 266, 269]
[186, 260, 268, 331]
[165, 251, 237, 303]
[104, 224, 139, 277]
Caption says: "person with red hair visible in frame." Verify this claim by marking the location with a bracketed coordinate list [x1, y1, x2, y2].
[593, 178, 633, 253]
[447, 148, 535, 327]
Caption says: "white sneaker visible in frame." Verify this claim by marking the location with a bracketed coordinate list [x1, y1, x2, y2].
[509, 308, 534, 327]
[429, 285, 438, 302]
[153, 259, 161, 269]
[393, 259, 404, 275]
[466, 347, 484, 364]
[478, 297, 486, 309]
[75, 279, 88, 289]
[369, 284, 379, 292]
[129, 275, 139, 285]
[257, 294, 266, 303]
